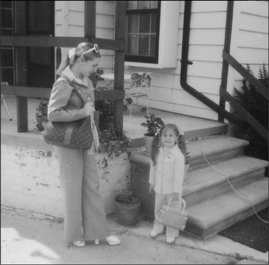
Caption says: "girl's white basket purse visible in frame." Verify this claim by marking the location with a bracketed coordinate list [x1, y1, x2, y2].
[156, 198, 189, 231]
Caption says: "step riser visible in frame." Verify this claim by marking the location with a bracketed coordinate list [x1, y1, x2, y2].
[184, 168, 267, 207]
[130, 161, 267, 219]
[188, 147, 245, 171]
[185, 200, 268, 240]
[130, 126, 228, 149]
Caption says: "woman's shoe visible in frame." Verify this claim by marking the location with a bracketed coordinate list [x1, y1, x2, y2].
[105, 235, 121, 246]
[73, 240, 85, 247]
[149, 229, 164, 238]
[166, 237, 176, 244]
[149, 230, 159, 238]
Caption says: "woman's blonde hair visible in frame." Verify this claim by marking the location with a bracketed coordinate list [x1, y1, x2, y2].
[151, 123, 188, 165]
[56, 42, 101, 75]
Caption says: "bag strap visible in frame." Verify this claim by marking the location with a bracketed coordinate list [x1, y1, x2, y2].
[63, 77, 87, 106]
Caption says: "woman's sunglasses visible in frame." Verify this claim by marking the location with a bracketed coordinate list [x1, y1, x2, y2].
[81, 44, 99, 58]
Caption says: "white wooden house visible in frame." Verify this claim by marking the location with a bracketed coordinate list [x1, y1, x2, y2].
[54, 1, 268, 121]
[1, 1, 268, 240]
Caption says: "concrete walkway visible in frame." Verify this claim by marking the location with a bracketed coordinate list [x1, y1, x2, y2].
[1, 95, 268, 264]
[1, 206, 267, 264]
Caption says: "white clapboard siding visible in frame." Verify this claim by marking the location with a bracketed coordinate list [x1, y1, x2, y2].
[238, 30, 268, 50]
[55, 1, 115, 73]
[179, 28, 226, 46]
[239, 13, 268, 34]
[190, 1, 227, 13]
[147, 99, 218, 121]
[96, 14, 114, 29]
[179, 12, 227, 30]
[54, 1, 267, 122]
[69, 1, 84, 12]
[241, 1, 268, 17]
[97, 28, 114, 40]
[188, 45, 224, 63]
[187, 61, 223, 79]
[237, 48, 268, 65]
[96, 1, 115, 15]
[228, 1, 268, 94]
[170, 89, 220, 107]
[185, 76, 222, 94]
[68, 26, 84, 36]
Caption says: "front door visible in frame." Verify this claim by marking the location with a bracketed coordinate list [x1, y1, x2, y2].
[26, 1, 54, 88]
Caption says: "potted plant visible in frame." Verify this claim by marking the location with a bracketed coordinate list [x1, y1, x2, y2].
[98, 125, 131, 158]
[141, 114, 165, 156]
[36, 100, 49, 131]
[95, 100, 114, 130]
[96, 97, 134, 130]
[114, 182, 141, 226]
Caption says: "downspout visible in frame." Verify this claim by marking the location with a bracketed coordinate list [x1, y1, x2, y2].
[180, 1, 245, 127]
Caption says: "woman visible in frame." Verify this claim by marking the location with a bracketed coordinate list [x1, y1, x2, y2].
[48, 42, 120, 247]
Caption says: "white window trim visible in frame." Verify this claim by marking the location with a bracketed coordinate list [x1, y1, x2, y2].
[125, 1, 181, 69]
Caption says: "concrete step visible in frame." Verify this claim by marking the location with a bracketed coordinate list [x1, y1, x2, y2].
[185, 177, 269, 240]
[130, 135, 249, 170]
[187, 135, 249, 170]
[129, 124, 228, 148]
[183, 156, 268, 207]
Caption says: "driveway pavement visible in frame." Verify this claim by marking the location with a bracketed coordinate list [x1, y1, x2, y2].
[1, 206, 267, 264]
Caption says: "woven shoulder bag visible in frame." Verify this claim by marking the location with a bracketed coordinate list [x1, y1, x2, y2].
[43, 78, 93, 150]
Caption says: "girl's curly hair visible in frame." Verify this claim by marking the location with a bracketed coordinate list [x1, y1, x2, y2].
[151, 123, 187, 166]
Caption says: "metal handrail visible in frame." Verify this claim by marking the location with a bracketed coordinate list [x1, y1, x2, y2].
[222, 50, 268, 100]
[221, 51, 268, 142]
[180, 1, 268, 142]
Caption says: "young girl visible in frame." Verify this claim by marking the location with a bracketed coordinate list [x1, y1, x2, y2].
[149, 123, 188, 244]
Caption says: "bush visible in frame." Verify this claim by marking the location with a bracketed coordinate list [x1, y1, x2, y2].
[234, 64, 268, 161]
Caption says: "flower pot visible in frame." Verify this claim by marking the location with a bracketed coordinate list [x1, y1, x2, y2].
[115, 199, 141, 226]
[144, 134, 154, 157]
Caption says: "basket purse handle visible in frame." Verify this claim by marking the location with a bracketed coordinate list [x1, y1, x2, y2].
[167, 197, 186, 212]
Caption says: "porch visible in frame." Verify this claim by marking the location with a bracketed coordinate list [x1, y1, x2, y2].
[2, 94, 268, 242]
[1, 95, 227, 144]
[1, 94, 226, 217]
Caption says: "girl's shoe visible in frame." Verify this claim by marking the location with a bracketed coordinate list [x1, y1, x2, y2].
[166, 237, 176, 244]
[105, 235, 121, 246]
[73, 240, 85, 247]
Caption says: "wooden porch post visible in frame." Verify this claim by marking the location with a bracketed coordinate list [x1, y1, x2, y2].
[114, 1, 127, 130]
[14, 1, 28, 132]
[84, 1, 96, 39]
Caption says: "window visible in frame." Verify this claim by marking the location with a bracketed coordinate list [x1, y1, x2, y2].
[125, 1, 161, 64]
[125, 1, 181, 69]
[1, 1, 14, 85]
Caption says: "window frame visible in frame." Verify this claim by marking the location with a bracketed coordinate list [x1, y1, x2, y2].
[125, 1, 161, 64]
[1, 1, 14, 85]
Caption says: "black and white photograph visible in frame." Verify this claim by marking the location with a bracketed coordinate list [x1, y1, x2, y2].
[1, 1, 268, 264]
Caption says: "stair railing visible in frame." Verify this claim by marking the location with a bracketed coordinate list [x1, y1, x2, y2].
[180, 1, 268, 142]
[220, 50, 268, 142]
